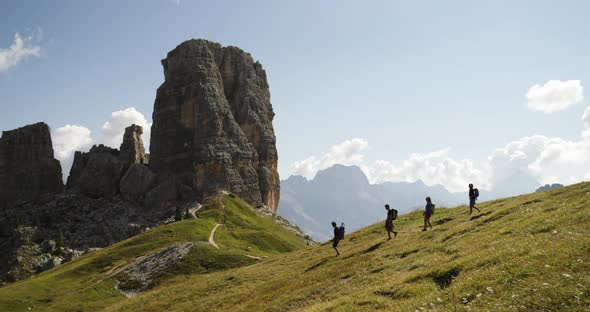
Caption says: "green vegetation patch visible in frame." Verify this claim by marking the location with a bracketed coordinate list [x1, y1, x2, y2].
[0, 194, 308, 312]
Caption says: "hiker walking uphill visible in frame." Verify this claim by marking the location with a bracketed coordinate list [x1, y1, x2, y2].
[468, 184, 481, 215]
[331, 221, 345, 256]
[384, 204, 398, 240]
[423, 197, 434, 231]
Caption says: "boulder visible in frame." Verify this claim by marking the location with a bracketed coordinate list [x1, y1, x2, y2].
[40, 240, 56, 253]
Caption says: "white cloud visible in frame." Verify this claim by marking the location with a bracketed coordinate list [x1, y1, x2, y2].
[362, 149, 488, 192]
[526, 80, 583, 113]
[290, 138, 368, 178]
[289, 104, 590, 193]
[583, 106, 590, 139]
[0, 33, 40, 72]
[491, 134, 590, 186]
[52, 125, 93, 180]
[99, 107, 151, 149]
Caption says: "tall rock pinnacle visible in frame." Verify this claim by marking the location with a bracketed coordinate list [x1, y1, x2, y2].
[119, 124, 147, 165]
[149, 39, 280, 211]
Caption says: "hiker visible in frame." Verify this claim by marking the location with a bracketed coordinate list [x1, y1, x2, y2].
[423, 197, 434, 231]
[468, 183, 481, 215]
[331, 221, 345, 256]
[384, 204, 398, 240]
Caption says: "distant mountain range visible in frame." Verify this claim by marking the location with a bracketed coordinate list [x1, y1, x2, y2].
[278, 164, 541, 241]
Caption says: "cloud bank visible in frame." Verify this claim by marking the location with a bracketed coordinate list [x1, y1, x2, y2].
[0, 33, 40, 72]
[362, 149, 488, 192]
[526, 80, 583, 113]
[291, 138, 368, 178]
[290, 104, 590, 193]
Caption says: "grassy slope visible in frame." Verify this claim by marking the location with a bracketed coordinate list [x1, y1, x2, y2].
[105, 182, 590, 312]
[0, 194, 307, 312]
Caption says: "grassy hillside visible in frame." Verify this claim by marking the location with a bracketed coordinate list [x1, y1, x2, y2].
[0, 194, 308, 312]
[100, 182, 590, 312]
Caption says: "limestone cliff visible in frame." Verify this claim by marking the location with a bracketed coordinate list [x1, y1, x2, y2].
[149, 39, 280, 211]
[0, 122, 63, 207]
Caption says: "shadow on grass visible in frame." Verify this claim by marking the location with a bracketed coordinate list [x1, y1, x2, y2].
[398, 249, 419, 258]
[374, 288, 414, 300]
[363, 242, 384, 254]
[481, 211, 511, 224]
[469, 211, 492, 221]
[429, 267, 461, 289]
[434, 217, 453, 225]
[522, 199, 542, 206]
[405, 266, 462, 289]
[305, 258, 329, 272]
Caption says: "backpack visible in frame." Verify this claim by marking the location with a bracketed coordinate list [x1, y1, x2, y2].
[431, 203, 436, 214]
[336, 226, 345, 240]
[392, 209, 398, 220]
[474, 188, 480, 199]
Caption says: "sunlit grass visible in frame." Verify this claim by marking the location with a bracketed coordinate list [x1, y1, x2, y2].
[2, 183, 589, 311]
[106, 182, 590, 311]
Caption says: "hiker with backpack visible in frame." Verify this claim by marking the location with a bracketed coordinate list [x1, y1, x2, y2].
[384, 204, 398, 240]
[331, 221, 345, 256]
[423, 197, 434, 231]
[468, 184, 481, 215]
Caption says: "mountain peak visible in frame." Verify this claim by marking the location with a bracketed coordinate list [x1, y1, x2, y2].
[313, 164, 369, 186]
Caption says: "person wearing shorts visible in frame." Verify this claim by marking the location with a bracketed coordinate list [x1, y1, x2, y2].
[384, 204, 398, 240]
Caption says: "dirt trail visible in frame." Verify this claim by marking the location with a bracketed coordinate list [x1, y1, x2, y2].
[209, 223, 222, 249]
[244, 254, 265, 260]
[188, 203, 202, 219]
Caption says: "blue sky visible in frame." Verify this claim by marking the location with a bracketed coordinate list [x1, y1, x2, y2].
[1, 0, 589, 191]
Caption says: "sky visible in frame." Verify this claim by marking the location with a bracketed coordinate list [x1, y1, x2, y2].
[1, 0, 589, 192]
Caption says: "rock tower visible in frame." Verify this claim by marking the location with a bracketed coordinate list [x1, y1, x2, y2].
[149, 39, 280, 211]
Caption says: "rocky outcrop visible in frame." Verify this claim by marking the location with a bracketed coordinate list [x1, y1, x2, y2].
[1, 193, 172, 282]
[117, 242, 195, 293]
[119, 124, 147, 165]
[149, 39, 280, 211]
[66, 145, 125, 198]
[1, 39, 286, 282]
[67, 125, 148, 200]
[0, 122, 63, 207]
[536, 183, 564, 193]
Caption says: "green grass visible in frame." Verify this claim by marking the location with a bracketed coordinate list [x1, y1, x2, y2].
[100, 182, 590, 312]
[0, 194, 308, 311]
[2, 183, 590, 311]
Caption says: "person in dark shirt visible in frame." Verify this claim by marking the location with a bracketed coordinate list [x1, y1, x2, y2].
[423, 197, 434, 231]
[468, 183, 481, 215]
[384, 204, 398, 240]
[331, 221, 340, 256]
